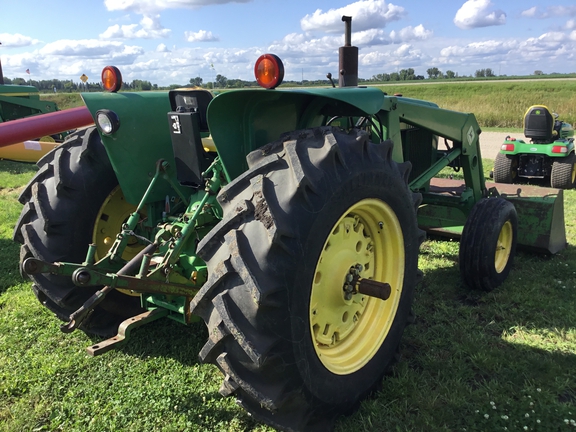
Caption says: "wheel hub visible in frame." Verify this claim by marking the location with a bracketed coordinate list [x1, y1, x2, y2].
[309, 199, 404, 375]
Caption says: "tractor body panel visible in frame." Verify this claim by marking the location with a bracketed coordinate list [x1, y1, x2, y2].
[500, 138, 574, 159]
[82, 91, 182, 205]
[207, 87, 387, 180]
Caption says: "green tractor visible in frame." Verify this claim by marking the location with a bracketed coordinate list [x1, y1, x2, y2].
[493, 105, 575, 188]
[12, 17, 566, 431]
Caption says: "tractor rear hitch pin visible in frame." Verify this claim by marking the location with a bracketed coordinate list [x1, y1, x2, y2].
[343, 264, 391, 301]
[60, 241, 159, 333]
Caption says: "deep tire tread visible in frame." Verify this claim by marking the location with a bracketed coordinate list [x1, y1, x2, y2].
[14, 126, 143, 337]
[192, 126, 423, 431]
[550, 152, 575, 189]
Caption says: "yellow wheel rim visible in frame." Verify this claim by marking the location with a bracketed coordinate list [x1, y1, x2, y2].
[310, 198, 404, 375]
[495, 220, 513, 273]
[571, 162, 576, 184]
[92, 186, 145, 295]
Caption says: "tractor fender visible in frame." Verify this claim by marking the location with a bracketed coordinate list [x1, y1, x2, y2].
[207, 87, 387, 180]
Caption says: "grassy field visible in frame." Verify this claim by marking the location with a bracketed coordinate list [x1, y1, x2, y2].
[8, 82, 576, 431]
[377, 80, 576, 129]
[0, 155, 574, 431]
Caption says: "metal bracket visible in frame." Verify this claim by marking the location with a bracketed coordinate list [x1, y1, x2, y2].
[86, 308, 169, 356]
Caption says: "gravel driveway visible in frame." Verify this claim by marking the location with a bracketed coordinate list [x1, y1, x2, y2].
[478, 130, 520, 160]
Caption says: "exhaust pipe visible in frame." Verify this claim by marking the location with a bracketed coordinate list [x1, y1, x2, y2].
[339, 16, 358, 87]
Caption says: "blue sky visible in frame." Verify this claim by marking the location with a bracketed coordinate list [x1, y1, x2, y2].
[1, 0, 575, 86]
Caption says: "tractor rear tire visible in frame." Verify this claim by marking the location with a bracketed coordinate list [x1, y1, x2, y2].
[13, 127, 143, 337]
[191, 126, 424, 431]
[459, 198, 517, 291]
[493, 153, 518, 184]
[550, 152, 576, 189]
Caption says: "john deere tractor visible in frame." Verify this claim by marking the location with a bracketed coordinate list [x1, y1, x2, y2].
[12, 17, 565, 431]
[494, 105, 575, 188]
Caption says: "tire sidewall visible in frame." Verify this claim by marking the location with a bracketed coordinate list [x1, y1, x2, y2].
[289, 167, 419, 406]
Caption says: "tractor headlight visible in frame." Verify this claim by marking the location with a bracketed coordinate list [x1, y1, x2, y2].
[96, 109, 120, 135]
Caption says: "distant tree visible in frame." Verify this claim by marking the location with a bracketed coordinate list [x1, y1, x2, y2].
[215, 74, 228, 88]
[12, 77, 27, 85]
[426, 67, 442, 79]
[2, 77, 11, 84]
[445, 70, 456, 79]
[485, 68, 495, 77]
[390, 72, 400, 81]
[533, 70, 544, 75]
[399, 68, 415, 80]
[129, 79, 152, 91]
[189, 76, 203, 86]
[475, 69, 486, 78]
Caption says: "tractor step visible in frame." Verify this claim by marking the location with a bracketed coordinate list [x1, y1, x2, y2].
[86, 308, 169, 356]
[418, 178, 566, 254]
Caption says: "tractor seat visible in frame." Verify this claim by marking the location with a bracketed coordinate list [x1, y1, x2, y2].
[524, 105, 554, 144]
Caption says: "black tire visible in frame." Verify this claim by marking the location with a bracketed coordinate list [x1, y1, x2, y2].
[550, 152, 576, 189]
[459, 198, 517, 291]
[191, 126, 424, 431]
[13, 127, 143, 337]
[493, 153, 518, 184]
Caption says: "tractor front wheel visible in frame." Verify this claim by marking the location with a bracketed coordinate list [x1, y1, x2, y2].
[459, 198, 517, 291]
[493, 153, 518, 184]
[13, 127, 143, 337]
[550, 152, 576, 189]
[191, 126, 424, 430]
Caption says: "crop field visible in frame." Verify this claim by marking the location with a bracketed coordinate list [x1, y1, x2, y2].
[377, 79, 576, 129]
[2, 82, 574, 431]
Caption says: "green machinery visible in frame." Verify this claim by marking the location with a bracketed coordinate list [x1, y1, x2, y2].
[0, 64, 65, 161]
[494, 105, 575, 189]
[13, 17, 566, 431]
[0, 82, 58, 121]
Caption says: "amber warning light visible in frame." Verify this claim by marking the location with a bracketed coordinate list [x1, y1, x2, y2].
[254, 54, 284, 89]
[102, 66, 123, 92]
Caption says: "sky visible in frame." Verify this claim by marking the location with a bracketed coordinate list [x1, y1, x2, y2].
[1, 0, 576, 86]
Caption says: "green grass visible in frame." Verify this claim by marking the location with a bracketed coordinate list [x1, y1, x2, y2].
[378, 80, 576, 129]
[1, 155, 575, 431]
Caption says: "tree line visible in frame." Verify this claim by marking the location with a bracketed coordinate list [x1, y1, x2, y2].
[370, 67, 499, 81]
[2, 68, 567, 92]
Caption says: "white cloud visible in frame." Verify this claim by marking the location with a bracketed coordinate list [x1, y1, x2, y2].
[521, 7, 537, 18]
[301, 0, 405, 33]
[0, 33, 40, 48]
[185, 30, 220, 42]
[360, 43, 427, 69]
[454, 0, 506, 30]
[104, 0, 251, 14]
[156, 43, 170, 52]
[390, 25, 433, 43]
[39, 39, 144, 65]
[440, 39, 516, 58]
[100, 14, 170, 39]
[520, 6, 576, 19]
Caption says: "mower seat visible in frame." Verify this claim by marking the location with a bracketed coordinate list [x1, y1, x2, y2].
[524, 105, 554, 143]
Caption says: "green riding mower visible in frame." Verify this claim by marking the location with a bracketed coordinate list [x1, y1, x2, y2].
[10, 17, 567, 431]
[493, 105, 575, 188]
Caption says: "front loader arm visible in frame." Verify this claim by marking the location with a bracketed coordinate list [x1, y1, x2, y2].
[393, 97, 486, 203]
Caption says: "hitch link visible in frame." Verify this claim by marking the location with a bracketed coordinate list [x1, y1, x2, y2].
[60, 242, 159, 333]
